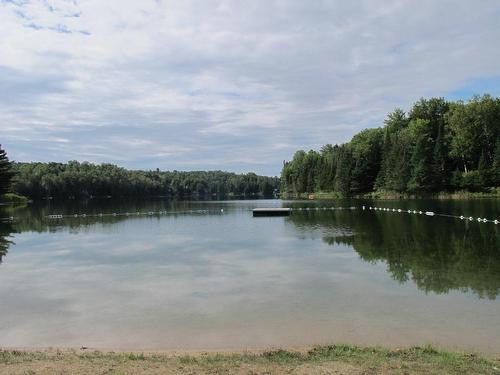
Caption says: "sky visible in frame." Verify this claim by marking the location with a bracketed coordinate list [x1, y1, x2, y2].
[1, 0, 499, 176]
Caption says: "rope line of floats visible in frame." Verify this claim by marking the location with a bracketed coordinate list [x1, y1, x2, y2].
[285, 206, 498, 224]
[0, 206, 498, 224]
[361, 206, 498, 225]
[0, 209, 214, 223]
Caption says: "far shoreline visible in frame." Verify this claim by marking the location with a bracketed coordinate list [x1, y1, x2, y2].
[283, 188, 500, 200]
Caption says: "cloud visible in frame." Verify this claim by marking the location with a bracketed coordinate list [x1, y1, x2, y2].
[1, 0, 500, 175]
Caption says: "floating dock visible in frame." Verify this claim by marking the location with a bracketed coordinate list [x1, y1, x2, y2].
[252, 208, 292, 217]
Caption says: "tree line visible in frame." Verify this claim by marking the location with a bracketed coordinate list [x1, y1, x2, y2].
[281, 95, 500, 196]
[0, 149, 279, 199]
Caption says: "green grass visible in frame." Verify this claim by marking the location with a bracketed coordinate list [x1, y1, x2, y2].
[0, 344, 498, 374]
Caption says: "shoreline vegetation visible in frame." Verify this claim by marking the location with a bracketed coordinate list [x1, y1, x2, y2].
[0, 193, 29, 205]
[281, 95, 500, 198]
[1, 344, 498, 374]
[283, 187, 500, 200]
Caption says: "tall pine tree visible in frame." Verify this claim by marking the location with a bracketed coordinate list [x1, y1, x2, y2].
[0, 145, 15, 195]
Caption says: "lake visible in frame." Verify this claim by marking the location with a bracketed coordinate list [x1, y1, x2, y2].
[0, 199, 499, 353]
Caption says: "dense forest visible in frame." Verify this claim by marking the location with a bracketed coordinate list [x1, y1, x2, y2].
[281, 95, 500, 196]
[6, 160, 279, 200]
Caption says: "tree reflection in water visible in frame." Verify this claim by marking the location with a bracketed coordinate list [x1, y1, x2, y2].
[2, 201, 499, 299]
[0, 220, 14, 264]
[287, 210, 500, 299]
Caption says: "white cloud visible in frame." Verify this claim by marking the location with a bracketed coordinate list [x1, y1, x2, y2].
[1, 0, 500, 175]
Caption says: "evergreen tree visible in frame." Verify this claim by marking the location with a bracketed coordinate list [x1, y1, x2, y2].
[431, 123, 449, 191]
[477, 150, 489, 188]
[349, 128, 383, 194]
[0, 145, 15, 195]
[375, 109, 408, 190]
[374, 128, 392, 190]
[408, 131, 434, 192]
[494, 137, 500, 186]
[334, 146, 352, 196]
[389, 133, 412, 192]
[318, 144, 336, 191]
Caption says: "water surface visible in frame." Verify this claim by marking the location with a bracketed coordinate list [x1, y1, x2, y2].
[0, 199, 499, 352]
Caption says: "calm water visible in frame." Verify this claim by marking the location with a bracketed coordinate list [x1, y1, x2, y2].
[0, 199, 499, 352]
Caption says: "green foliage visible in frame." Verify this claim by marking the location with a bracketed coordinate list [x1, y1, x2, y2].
[0, 145, 15, 195]
[282, 95, 500, 196]
[11, 162, 279, 200]
[0, 193, 29, 204]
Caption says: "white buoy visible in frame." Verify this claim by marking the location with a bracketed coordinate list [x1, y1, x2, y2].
[425, 211, 435, 216]
[483, 218, 487, 223]
[460, 216, 464, 220]
[407, 210, 411, 213]
[494, 220, 498, 224]
[419, 211, 422, 214]
[469, 217, 473, 221]
[398, 209, 402, 212]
